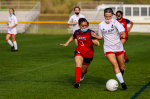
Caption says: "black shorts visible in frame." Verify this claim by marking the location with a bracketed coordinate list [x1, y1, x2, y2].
[74, 51, 93, 65]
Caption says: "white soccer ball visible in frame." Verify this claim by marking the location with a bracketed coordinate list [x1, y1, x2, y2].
[106, 79, 118, 91]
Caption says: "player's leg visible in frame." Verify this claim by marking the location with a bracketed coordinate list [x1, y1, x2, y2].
[106, 52, 127, 90]
[106, 53, 120, 74]
[6, 34, 14, 51]
[80, 58, 93, 81]
[116, 52, 125, 75]
[121, 38, 129, 63]
[80, 65, 88, 81]
[12, 34, 18, 51]
[116, 52, 127, 90]
[74, 55, 83, 88]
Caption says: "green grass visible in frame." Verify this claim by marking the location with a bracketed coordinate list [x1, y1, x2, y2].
[0, 34, 150, 99]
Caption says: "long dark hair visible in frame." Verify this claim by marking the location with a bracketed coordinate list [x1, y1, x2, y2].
[9, 8, 15, 15]
[104, 8, 115, 16]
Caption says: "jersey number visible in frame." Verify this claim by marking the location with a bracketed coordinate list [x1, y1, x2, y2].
[80, 41, 84, 46]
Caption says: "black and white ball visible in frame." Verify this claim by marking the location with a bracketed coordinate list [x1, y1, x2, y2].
[106, 79, 118, 91]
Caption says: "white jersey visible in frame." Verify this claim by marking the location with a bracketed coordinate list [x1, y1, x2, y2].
[98, 19, 125, 53]
[68, 14, 85, 33]
[8, 15, 18, 35]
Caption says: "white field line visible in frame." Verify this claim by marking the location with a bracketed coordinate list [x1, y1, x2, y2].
[125, 41, 150, 49]
[0, 41, 149, 79]
[0, 59, 72, 79]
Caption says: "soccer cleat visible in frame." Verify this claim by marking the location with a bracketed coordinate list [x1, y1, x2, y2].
[11, 46, 14, 51]
[121, 83, 127, 90]
[124, 58, 129, 63]
[80, 73, 85, 81]
[74, 82, 80, 88]
[12, 50, 18, 52]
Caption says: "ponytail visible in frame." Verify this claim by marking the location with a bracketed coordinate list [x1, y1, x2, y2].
[10, 8, 15, 15]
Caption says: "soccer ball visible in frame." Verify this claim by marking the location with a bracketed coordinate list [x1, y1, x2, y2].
[106, 79, 118, 91]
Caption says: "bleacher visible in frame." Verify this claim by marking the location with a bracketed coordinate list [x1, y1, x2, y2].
[68, 1, 150, 33]
[0, 1, 40, 33]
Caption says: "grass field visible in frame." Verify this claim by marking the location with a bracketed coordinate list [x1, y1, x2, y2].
[0, 33, 150, 99]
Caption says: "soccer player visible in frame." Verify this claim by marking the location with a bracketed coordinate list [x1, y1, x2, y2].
[68, 6, 86, 46]
[60, 18, 99, 88]
[6, 8, 18, 52]
[116, 11, 133, 63]
[92, 8, 127, 90]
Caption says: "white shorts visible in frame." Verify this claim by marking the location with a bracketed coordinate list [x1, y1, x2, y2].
[8, 28, 17, 35]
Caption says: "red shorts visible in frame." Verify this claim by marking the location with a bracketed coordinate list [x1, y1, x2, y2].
[105, 51, 124, 57]
[7, 33, 16, 35]
[74, 51, 93, 65]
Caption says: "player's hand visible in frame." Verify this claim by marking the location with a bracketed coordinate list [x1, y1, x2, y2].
[74, 22, 78, 25]
[60, 43, 68, 47]
[127, 29, 131, 32]
[120, 34, 125, 39]
[8, 26, 12, 29]
[7, 23, 9, 26]
[91, 32, 97, 38]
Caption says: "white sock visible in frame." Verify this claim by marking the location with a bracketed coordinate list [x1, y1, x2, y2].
[13, 41, 18, 50]
[7, 39, 13, 47]
[116, 72, 124, 83]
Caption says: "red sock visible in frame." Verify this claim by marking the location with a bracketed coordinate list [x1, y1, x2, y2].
[124, 49, 128, 59]
[75, 67, 81, 83]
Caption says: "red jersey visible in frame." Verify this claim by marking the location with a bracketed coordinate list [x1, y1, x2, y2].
[117, 18, 130, 33]
[73, 29, 96, 58]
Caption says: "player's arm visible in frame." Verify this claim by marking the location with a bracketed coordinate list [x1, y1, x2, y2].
[92, 39, 100, 46]
[68, 22, 77, 25]
[127, 21, 133, 32]
[91, 31, 102, 40]
[120, 31, 125, 39]
[8, 24, 17, 28]
[8, 17, 18, 28]
[68, 16, 77, 25]
[60, 36, 74, 47]
[115, 20, 125, 38]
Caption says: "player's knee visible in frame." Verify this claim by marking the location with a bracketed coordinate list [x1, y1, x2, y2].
[6, 38, 9, 41]
[76, 64, 82, 68]
[113, 63, 118, 69]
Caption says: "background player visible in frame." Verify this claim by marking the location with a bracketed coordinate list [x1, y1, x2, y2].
[68, 6, 86, 46]
[6, 8, 18, 52]
[92, 8, 127, 90]
[60, 18, 99, 88]
[116, 11, 134, 63]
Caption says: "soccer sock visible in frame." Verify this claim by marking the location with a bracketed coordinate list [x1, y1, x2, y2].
[13, 41, 18, 50]
[75, 67, 81, 83]
[120, 69, 124, 75]
[116, 72, 124, 83]
[7, 39, 13, 47]
[124, 49, 128, 59]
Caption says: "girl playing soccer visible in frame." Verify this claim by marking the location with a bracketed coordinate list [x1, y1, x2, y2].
[6, 8, 18, 52]
[60, 18, 99, 88]
[68, 6, 86, 46]
[92, 8, 127, 90]
[116, 11, 134, 63]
